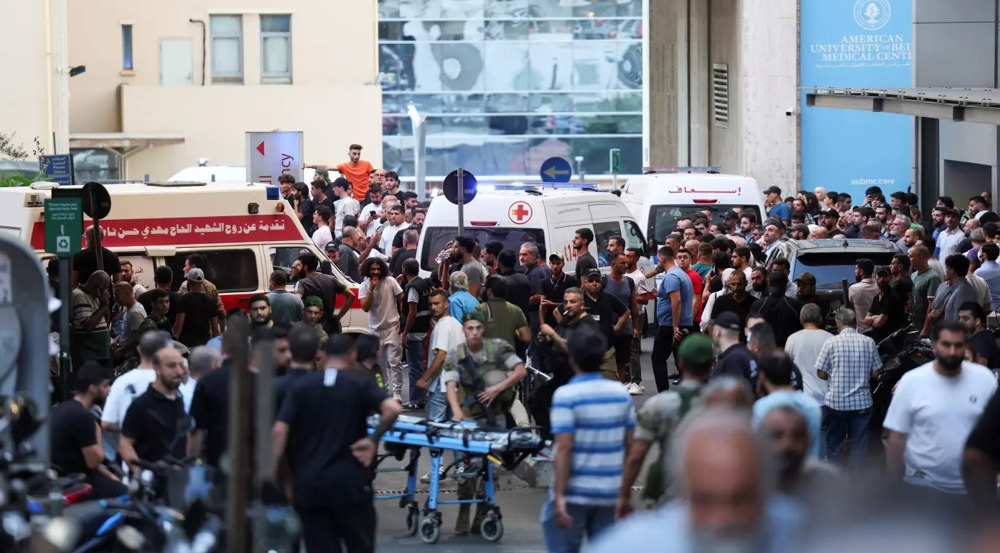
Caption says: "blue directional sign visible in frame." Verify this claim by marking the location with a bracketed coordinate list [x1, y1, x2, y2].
[42, 154, 74, 186]
[540, 157, 572, 183]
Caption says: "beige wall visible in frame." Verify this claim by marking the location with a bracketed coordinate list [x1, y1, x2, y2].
[2, 0, 67, 155]
[67, 0, 382, 179]
[121, 85, 382, 179]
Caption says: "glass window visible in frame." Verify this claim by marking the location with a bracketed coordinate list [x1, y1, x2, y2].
[623, 220, 647, 256]
[592, 222, 621, 266]
[122, 25, 133, 71]
[420, 227, 545, 271]
[210, 15, 243, 84]
[117, 254, 155, 291]
[792, 251, 897, 289]
[647, 204, 764, 244]
[163, 249, 258, 293]
[261, 15, 291, 84]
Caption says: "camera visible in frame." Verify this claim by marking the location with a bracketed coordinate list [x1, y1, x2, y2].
[785, 106, 800, 117]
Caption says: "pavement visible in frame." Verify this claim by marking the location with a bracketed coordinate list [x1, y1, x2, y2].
[374, 337, 671, 552]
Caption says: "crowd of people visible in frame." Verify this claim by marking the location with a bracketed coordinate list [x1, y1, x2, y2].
[50, 158, 1000, 552]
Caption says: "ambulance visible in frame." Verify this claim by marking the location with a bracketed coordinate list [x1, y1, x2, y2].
[417, 185, 651, 277]
[0, 181, 369, 334]
[620, 167, 766, 244]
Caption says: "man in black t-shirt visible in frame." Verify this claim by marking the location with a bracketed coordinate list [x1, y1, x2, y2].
[572, 227, 598, 280]
[864, 268, 906, 345]
[541, 252, 579, 326]
[964, 391, 1000, 513]
[580, 268, 628, 377]
[709, 312, 756, 384]
[137, 266, 182, 326]
[50, 362, 127, 499]
[73, 226, 123, 286]
[173, 268, 219, 347]
[273, 335, 401, 553]
[498, 249, 531, 318]
[958, 301, 1000, 369]
[293, 253, 356, 334]
[119, 345, 188, 469]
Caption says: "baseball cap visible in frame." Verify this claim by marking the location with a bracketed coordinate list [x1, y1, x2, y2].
[677, 333, 715, 369]
[763, 186, 782, 196]
[722, 210, 739, 220]
[708, 311, 743, 332]
[795, 272, 816, 286]
[549, 251, 565, 262]
[821, 208, 839, 218]
[584, 268, 603, 280]
[325, 240, 339, 252]
[185, 268, 205, 283]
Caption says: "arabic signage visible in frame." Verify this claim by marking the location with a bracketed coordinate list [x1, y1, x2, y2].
[666, 186, 743, 195]
[30, 214, 303, 251]
[41, 155, 74, 186]
[246, 131, 304, 185]
[801, 0, 912, 195]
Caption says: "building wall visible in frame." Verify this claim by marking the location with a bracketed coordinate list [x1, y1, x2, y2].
[1, 0, 67, 156]
[66, 0, 382, 180]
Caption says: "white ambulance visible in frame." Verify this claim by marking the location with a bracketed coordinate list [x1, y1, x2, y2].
[620, 167, 766, 245]
[0, 181, 369, 334]
[417, 186, 650, 277]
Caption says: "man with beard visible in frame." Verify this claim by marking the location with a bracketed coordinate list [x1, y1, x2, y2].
[749, 266, 769, 300]
[890, 254, 914, 310]
[886, 320, 996, 503]
[452, 235, 485, 299]
[749, 274, 803, 348]
[709, 270, 754, 330]
[248, 294, 274, 331]
[590, 408, 804, 553]
[752, 351, 821, 459]
[863, 268, 906, 344]
[755, 403, 840, 505]
[793, 273, 829, 321]
[294, 253, 355, 334]
[938, 209, 965, 260]
[922, 254, 978, 338]
[957, 302, 1000, 369]
[359, 256, 405, 401]
[119, 344, 188, 469]
[848, 258, 879, 333]
[50, 362, 127, 498]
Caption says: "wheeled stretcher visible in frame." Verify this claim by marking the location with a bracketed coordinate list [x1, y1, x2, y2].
[367, 414, 547, 544]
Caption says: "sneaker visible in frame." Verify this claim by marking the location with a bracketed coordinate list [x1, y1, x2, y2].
[627, 383, 643, 396]
[401, 402, 422, 411]
[419, 465, 448, 484]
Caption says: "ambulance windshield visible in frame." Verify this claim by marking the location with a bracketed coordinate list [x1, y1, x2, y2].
[420, 227, 545, 271]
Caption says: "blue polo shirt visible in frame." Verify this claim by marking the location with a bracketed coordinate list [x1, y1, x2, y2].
[769, 202, 791, 223]
[656, 267, 694, 327]
[550, 373, 637, 506]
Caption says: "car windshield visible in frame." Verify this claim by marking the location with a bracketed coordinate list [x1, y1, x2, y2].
[648, 204, 762, 243]
[420, 226, 545, 271]
[793, 251, 898, 288]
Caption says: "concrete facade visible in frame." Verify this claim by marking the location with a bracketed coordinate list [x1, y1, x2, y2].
[60, 1, 383, 180]
[644, 0, 798, 196]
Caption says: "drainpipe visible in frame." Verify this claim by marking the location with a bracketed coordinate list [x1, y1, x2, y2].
[190, 18, 206, 85]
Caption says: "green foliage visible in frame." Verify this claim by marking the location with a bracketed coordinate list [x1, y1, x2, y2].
[0, 131, 48, 187]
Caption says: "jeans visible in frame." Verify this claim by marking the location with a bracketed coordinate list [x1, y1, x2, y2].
[822, 406, 872, 470]
[650, 325, 676, 392]
[426, 385, 449, 422]
[540, 499, 616, 553]
[629, 316, 645, 384]
[376, 327, 404, 396]
[405, 337, 425, 404]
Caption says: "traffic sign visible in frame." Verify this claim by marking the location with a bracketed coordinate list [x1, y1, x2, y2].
[443, 169, 477, 205]
[44, 198, 82, 258]
[609, 149, 621, 174]
[540, 157, 572, 183]
[246, 131, 304, 185]
[41, 154, 74, 186]
[81, 182, 112, 220]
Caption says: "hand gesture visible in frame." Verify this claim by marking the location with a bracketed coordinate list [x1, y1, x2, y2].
[415, 378, 429, 391]
[351, 437, 377, 467]
[477, 384, 502, 406]
[555, 495, 574, 530]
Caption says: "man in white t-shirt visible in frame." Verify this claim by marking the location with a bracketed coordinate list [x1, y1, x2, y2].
[625, 248, 656, 395]
[784, 303, 833, 405]
[416, 290, 467, 421]
[378, 203, 407, 256]
[359, 257, 405, 400]
[100, 330, 172, 456]
[311, 205, 334, 251]
[884, 320, 997, 496]
[330, 177, 360, 239]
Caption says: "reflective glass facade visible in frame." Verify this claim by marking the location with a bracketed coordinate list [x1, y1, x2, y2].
[377, 0, 643, 177]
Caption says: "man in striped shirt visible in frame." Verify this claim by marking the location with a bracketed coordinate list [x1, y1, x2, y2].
[543, 326, 636, 552]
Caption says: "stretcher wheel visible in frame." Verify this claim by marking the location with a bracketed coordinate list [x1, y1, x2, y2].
[405, 508, 419, 536]
[480, 516, 503, 542]
[419, 517, 440, 544]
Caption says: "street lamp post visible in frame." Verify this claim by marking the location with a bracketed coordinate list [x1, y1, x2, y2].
[407, 104, 428, 201]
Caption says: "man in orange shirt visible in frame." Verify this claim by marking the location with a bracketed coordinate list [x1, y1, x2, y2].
[333, 144, 374, 203]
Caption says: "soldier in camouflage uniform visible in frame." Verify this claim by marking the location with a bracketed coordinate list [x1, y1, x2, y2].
[301, 295, 329, 349]
[136, 289, 173, 335]
[441, 311, 527, 535]
[616, 332, 715, 518]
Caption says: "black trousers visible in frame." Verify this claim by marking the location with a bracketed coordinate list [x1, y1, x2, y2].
[650, 325, 676, 393]
[86, 470, 129, 500]
[296, 500, 376, 553]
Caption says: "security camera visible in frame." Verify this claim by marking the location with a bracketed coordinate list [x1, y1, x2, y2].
[785, 106, 800, 117]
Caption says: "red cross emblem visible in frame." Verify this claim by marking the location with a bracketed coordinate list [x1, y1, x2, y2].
[509, 202, 533, 225]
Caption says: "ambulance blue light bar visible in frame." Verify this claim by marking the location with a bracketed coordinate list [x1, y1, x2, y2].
[642, 166, 722, 174]
[483, 182, 605, 191]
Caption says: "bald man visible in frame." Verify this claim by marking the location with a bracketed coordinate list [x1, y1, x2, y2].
[591, 409, 804, 552]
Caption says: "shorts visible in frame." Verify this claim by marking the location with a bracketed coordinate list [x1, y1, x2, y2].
[613, 335, 632, 364]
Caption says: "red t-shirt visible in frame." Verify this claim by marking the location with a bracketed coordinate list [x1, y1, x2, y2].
[336, 160, 373, 202]
[685, 268, 704, 323]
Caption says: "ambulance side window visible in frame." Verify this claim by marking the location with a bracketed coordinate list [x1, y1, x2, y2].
[269, 246, 305, 275]
[592, 222, 621, 267]
[118, 253, 157, 291]
[623, 221, 647, 256]
[163, 249, 259, 293]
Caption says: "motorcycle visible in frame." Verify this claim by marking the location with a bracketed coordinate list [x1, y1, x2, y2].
[869, 326, 934, 455]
